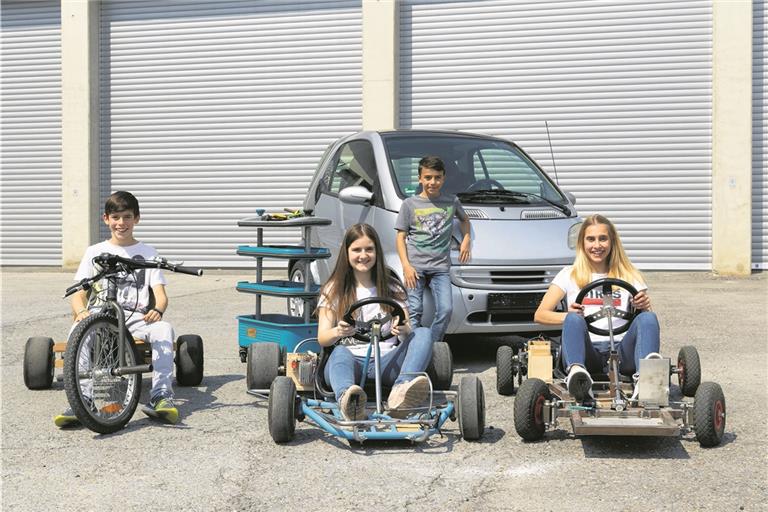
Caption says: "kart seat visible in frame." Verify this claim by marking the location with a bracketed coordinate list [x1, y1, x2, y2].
[314, 343, 395, 401]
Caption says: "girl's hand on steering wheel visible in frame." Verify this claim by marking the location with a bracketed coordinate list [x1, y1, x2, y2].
[391, 316, 411, 338]
[632, 290, 651, 311]
[568, 302, 584, 316]
[336, 319, 356, 340]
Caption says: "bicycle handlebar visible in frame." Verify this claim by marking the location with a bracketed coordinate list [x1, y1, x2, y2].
[63, 253, 203, 298]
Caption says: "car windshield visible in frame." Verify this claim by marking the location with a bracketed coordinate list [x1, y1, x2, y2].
[383, 133, 565, 205]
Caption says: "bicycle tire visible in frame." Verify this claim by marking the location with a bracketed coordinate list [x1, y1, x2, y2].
[63, 313, 142, 434]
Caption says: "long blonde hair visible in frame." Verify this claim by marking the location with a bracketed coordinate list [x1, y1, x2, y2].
[318, 223, 405, 321]
[571, 214, 644, 288]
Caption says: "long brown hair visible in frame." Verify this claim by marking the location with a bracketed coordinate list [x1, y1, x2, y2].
[318, 223, 405, 321]
[572, 214, 644, 288]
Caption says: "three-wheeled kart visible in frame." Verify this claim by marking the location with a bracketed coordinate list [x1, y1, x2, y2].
[23, 257, 205, 394]
[496, 278, 726, 447]
[258, 297, 486, 444]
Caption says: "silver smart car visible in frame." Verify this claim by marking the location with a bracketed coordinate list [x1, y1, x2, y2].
[291, 130, 581, 336]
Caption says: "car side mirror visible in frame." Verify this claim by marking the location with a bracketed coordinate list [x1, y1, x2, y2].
[564, 191, 577, 205]
[339, 185, 373, 205]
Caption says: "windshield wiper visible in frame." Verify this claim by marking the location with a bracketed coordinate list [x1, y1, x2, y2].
[457, 189, 571, 216]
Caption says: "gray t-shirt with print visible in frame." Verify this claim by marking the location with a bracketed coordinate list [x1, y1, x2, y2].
[395, 194, 468, 272]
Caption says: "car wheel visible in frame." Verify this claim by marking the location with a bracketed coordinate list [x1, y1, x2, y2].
[287, 261, 317, 319]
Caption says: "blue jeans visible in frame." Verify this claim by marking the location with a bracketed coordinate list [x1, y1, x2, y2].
[406, 270, 452, 343]
[324, 326, 433, 401]
[561, 311, 660, 375]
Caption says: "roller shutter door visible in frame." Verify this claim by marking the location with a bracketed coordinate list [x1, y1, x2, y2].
[100, 1, 362, 267]
[400, 0, 712, 269]
[0, 1, 61, 265]
[753, 0, 767, 270]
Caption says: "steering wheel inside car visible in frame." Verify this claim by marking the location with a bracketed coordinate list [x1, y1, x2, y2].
[466, 179, 505, 192]
[342, 297, 406, 343]
[574, 278, 639, 336]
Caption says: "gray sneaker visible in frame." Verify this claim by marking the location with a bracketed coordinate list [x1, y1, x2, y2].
[339, 385, 367, 421]
[387, 375, 430, 416]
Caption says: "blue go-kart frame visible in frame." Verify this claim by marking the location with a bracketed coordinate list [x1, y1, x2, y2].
[260, 297, 486, 444]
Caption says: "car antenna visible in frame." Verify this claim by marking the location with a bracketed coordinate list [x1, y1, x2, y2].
[545, 120, 560, 185]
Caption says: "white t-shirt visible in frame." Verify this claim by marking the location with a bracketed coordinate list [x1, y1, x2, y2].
[75, 240, 167, 314]
[317, 284, 405, 357]
[551, 265, 647, 343]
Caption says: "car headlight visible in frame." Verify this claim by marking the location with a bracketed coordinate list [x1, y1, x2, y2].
[567, 222, 582, 250]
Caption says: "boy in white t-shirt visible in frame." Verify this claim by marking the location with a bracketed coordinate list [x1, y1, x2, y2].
[535, 214, 660, 402]
[55, 191, 180, 427]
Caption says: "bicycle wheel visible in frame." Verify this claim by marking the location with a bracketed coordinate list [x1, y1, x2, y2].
[63, 313, 142, 434]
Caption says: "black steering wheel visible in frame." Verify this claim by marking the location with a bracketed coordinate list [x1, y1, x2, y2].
[466, 179, 505, 192]
[574, 278, 639, 336]
[342, 297, 406, 343]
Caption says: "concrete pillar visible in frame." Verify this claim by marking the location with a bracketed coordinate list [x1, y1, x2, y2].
[712, 0, 752, 275]
[61, 0, 100, 269]
[362, 0, 398, 130]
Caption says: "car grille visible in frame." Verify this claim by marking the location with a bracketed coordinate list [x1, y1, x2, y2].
[452, 266, 561, 290]
[462, 208, 489, 219]
[521, 208, 566, 219]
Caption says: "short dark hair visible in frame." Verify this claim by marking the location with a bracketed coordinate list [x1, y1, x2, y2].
[105, 191, 140, 217]
[418, 155, 445, 176]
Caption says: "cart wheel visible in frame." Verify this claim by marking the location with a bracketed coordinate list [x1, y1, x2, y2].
[287, 261, 317, 319]
[496, 345, 516, 396]
[514, 378, 551, 441]
[427, 341, 453, 390]
[246, 342, 281, 390]
[268, 376, 297, 443]
[694, 381, 726, 447]
[458, 375, 485, 441]
[677, 345, 701, 397]
[24, 337, 55, 390]
[175, 334, 204, 386]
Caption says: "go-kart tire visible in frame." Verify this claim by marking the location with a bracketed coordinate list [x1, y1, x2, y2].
[175, 334, 204, 386]
[458, 375, 485, 441]
[514, 378, 551, 442]
[677, 346, 701, 397]
[23, 337, 55, 390]
[268, 376, 297, 443]
[246, 342, 281, 390]
[496, 345, 516, 396]
[427, 341, 453, 390]
[693, 381, 726, 447]
[287, 261, 317, 320]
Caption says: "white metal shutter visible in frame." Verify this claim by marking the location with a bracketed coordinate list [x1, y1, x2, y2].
[753, 0, 767, 269]
[400, 0, 712, 269]
[0, 1, 61, 265]
[99, 0, 362, 267]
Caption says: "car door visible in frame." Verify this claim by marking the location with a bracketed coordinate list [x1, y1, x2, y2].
[311, 139, 378, 281]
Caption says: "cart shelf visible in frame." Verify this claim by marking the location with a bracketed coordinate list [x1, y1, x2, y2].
[236, 245, 330, 260]
[236, 280, 320, 298]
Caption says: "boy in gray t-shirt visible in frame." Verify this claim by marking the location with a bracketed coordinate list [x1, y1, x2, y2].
[395, 156, 472, 343]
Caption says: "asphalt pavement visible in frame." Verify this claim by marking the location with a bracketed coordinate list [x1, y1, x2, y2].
[1, 268, 766, 512]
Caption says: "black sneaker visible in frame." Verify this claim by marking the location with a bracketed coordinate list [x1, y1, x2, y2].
[141, 395, 179, 424]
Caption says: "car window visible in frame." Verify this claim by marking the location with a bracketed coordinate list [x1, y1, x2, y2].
[328, 140, 376, 194]
[383, 133, 564, 202]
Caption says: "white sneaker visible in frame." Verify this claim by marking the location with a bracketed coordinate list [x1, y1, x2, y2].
[565, 365, 594, 402]
[388, 375, 430, 416]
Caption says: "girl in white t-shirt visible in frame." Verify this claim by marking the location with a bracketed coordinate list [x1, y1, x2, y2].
[534, 214, 660, 401]
[317, 224, 433, 420]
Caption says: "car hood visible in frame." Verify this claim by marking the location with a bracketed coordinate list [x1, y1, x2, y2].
[452, 216, 577, 266]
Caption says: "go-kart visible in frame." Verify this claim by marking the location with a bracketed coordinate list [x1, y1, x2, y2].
[22, 254, 205, 433]
[496, 278, 726, 447]
[259, 297, 486, 444]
